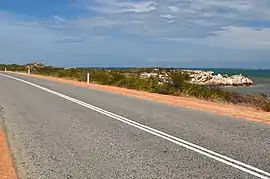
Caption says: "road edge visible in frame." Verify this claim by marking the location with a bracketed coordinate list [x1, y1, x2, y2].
[0, 106, 17, 179]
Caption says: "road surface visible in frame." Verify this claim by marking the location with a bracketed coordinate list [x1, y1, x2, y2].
[0, 72, 269, 179]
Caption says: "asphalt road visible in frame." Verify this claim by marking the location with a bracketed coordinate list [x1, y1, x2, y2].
[0, 72, 269, 179]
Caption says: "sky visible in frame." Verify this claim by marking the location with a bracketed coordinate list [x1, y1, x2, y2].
[0, 0, 270, 68]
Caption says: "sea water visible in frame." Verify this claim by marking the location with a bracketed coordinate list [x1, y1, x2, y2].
[204, 69, 270, 97]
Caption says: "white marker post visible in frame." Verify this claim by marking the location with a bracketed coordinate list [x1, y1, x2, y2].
[4, 68, 7, 72]
[28, 69, 31, 74]
[87, 73, 90, 84]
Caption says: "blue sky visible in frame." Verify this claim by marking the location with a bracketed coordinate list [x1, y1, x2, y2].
[0, 0, 270, 68]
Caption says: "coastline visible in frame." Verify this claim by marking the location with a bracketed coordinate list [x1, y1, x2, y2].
[223, 77, 270, 97]
[196, 68, 270, 98]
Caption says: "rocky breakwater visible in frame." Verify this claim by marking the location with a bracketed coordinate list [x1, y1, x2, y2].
[184, 70, 253, 86]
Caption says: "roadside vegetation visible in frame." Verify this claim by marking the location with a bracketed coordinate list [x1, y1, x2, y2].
[1, 64, 269, 112]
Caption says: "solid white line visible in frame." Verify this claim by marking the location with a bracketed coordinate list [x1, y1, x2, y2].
[1, 73, 269, 179]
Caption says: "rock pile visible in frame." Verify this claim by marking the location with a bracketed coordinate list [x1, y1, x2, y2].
[25, 63, 45, 69]
[184, 70, 253, 86]
[139, 69, 253, 86]
[140, 71, 169, 84]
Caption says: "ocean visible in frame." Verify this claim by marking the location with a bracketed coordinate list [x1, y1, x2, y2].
[199, 68, 270, 97]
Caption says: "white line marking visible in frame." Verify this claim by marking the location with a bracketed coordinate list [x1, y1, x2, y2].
[1, 73, 269, 179]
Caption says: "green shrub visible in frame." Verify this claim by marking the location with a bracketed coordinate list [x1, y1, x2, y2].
[262, 103, 270, 112]
[109, 72, 127, 85]
[169, 72, 188, 91]
[260, 93, 268, 99]
[151, 84, 171, 95]
[91, 71, 111, 85]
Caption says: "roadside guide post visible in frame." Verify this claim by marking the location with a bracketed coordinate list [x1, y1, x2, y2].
[4, 68, 7, 72]
[28, 69, 31, 74]
[87, 73, 90, 84]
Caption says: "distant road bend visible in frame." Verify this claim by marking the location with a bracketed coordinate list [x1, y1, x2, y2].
[0, 72, 269, 179]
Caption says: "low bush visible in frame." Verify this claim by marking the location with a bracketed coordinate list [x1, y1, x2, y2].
[151, 84, 172, 95]
[263, 103, 270, 112]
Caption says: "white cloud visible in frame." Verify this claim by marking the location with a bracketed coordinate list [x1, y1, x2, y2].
[166, 19, 176, 24]
[160, 14, 174, 19]
[124, 1, 157, 13]
[53, 15, 66, 22]
[1, 11, 269, 67]
[2, 0, 270, 60]
[159, 26, 270, 49]
[202, 26, 270, 49]
[168, 6, 179, 13]
[72, 0, 270, 41]
[84, 0, 157, 14]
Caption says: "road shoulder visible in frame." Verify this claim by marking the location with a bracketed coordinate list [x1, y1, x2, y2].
[0, 120, 17, 179]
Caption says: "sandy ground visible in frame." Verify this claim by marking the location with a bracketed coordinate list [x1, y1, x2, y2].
[0, 129, 16, 179]
[6, 72, 270, 124]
